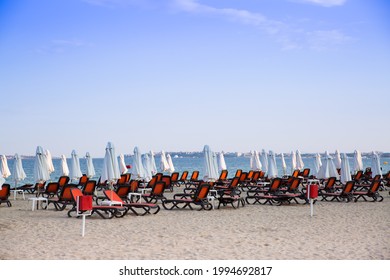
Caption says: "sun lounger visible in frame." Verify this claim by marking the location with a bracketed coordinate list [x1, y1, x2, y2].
[67, 188, 126, 219]
[353, 180, 383, 202]
[162, 183, 212, 211]
[103, 190, 160, 216]
[0, 184, 12, 207]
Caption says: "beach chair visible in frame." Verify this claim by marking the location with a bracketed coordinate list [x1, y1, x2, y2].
[67, 188, 126, 219]
[272, 177, 306, 204]
[103, 189, 160, 216]
[214, 170, 229, 186]
[82, 180, 97, 198]
[321, 181, 355, 202]
[57, 176, 70, 189]
[185, 170, 200, 187]
[353, 180, 383, 202]
[245, 178, 283, 205]
[141, 181, 166, 204]
[40, 182, 60, 198]
[162, 183, 213, 211]
[177, 171, 189, 187]
[0, 184, 12, 207]
[43, 185, 74, 210]
[161, 175, 173, 192]
[77, 174, 89, 188]
[318, 177, 337, 194]
[216, 177, 245, 209]
[170, 172, 180, 188]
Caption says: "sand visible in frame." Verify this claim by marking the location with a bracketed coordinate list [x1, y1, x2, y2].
[0, 188, 389, 260]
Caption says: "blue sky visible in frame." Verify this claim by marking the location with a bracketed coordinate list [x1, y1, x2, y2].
[0, 0, 389, 157]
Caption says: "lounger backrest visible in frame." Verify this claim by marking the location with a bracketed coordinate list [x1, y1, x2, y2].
[194, 183, 210, 202]
[152, 181, 166, 196]
[35, 181, 46, 193]
[161, 175, 172, 189]
[170, 172, 179, 182]
[129, 180, 140, 193]
[45, 182, 59, 194]
[343, 181, 355, 194]
[289, 178, 301, 192]
[269, 178, 282, 193]
[259, 171, 265, 179]
[247, 170, 254, 180]
[70, 187, 84, 202]
[58, 176, 70, 188]
[239, 172, 248, 182]
[251, 171, 260, 181]
[291, 170, 300, 178]
[0, 184, 10, 199]
[179, 171, 188, 181]
[219, 170, 228, 180]
[325, 177, 336, 190]
[235, 169, 242, 178]
[155, 173, 163, 181]
[229, 177, 240, 188]
[117, 174, 127, 185]
[369, 180, 381, 194]
[147, 176, 158, 188]
[116, 185, 130, 199]
[190, 171, 199, 181]
[60, 185, 74, 201]
[103, 190, 124, 204]
[354, 171, 363, 181]
[302, 168, 310, 177]
[78, 174, 88, 187]
[125, 173, 131, 183]
[82, 180, 96, 196]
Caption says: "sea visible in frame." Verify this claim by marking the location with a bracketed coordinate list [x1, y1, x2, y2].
[3, 153, 390, 186]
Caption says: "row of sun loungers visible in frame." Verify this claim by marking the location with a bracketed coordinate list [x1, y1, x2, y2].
[1, 168, 388, 219]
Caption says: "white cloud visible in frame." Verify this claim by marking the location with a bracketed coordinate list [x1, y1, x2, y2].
[173, 0, 352, 50]
[294, 0, 347, 7]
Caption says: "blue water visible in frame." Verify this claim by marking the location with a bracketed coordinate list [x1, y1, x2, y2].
[3, 155, 390, 186]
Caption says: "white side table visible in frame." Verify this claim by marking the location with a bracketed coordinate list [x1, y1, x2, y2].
[28, 197, 48, 211]
[11, 189, 26, 200]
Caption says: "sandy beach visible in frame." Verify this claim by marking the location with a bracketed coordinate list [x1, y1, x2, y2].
[0, 187, 389, 260]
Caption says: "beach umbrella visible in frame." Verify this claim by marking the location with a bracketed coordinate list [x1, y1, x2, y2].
[119, 154, 128, 175]
[160, 150, 170, 172]
[149, 151, 157, 175]
[45, 149, 55, 174]
[291, 151, 297, 174]
[166, 153, 175, 174]
[12, 153, 26, 188]
[131, 146, 146, 180]
[250, 150, 261, 171]
[34, 146, 51, 186]
[142, 154, 153, 181]
[317, 151, 339, 180]
[60, 154, 69, 176]
[353, 150, 363, 173]
[267, 151, 278, 178]
[85, 152, 96, 178]
[314, 153, 322, 175]
[280, 153, 287, 175]
[203, 145, 219, 181]
[69, 150, 83, 182]
[101, 142, 121, 185]
[340, 153, 352, 184]
[371, 151, 382, 178]
[218, 151, 227, 172]
[334, 150, 342, 170]
[0, 155, 11, 179]
[260, 149, 268, 173]
[296, 150, 304, 170]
